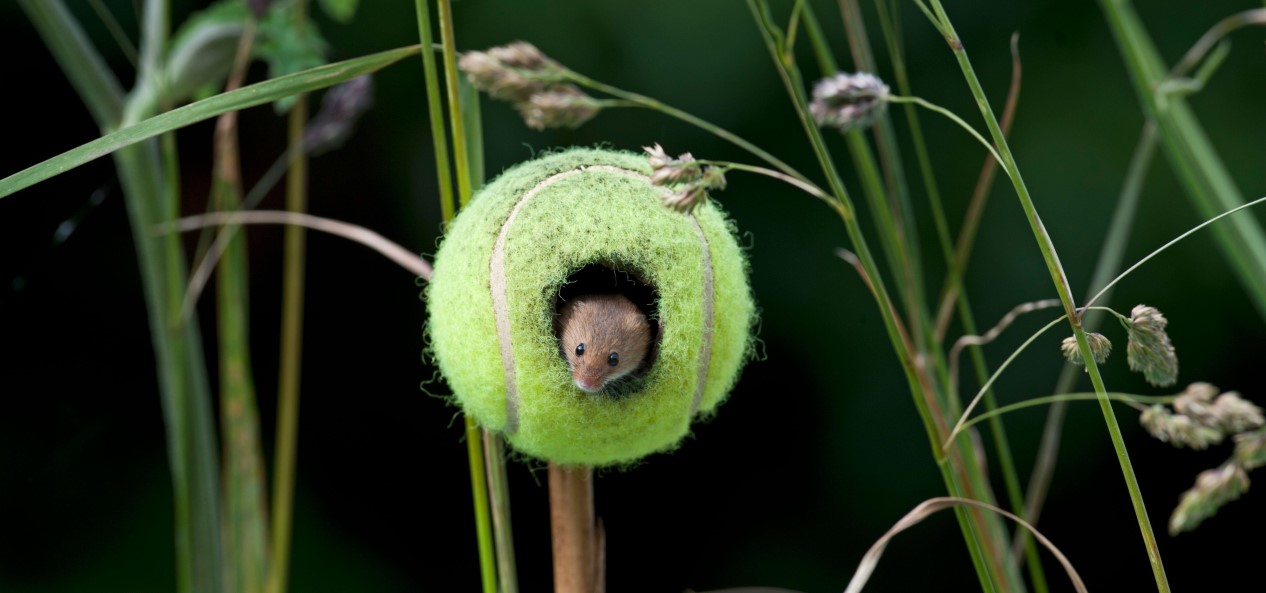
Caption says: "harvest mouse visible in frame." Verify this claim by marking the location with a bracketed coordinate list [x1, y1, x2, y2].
[556, 293, 652, 394]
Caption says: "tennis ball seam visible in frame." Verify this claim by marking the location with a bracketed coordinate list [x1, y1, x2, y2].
[687, 214, 714, 417]
[489, 163, 718, 432]
[491, 167, 592, 434]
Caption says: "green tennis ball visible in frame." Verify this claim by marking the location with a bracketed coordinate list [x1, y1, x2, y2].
[426, 147, 755, 466]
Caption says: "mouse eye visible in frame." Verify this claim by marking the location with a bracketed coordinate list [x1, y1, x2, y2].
[607, 352, 619, 367]
[575, 343, 586, 357]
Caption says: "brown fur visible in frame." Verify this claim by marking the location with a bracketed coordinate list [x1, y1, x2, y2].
[556, 293, 651, 393]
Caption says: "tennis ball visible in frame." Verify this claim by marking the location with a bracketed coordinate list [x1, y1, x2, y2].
[426, 147, 755, 466]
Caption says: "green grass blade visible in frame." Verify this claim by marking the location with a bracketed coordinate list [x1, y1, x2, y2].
[0, 45, 417, 200]
[414, 0, 456, 222]
[1099, 0, 1266, 321]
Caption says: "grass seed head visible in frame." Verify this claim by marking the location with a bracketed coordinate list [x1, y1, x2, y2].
[809, 72, 890, 132]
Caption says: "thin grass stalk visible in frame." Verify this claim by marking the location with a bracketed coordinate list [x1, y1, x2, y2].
[1098, 0, 1266, 323]
[429, 2, 497, 588]
[864, 19, 1037, 589]
[414, 0, 456, 222]
[466, 416, 498, 593]
[836, 0, 927, 350]
[932, 34, 1022, 343]
[215, 19, 269, 593]
[460, 71, 517, 593]
[924, 1, 1169, 589]
[747, 2, 998, 590]
[483, 433, 519, 593]
[20, 4, 223, 592]
[437, 0, 472, 206]
[806, 4, 1022, 588]
[1021, 122, 1157, 545]
[268, 5, 311, 593]
[881, 23, 1043, 588]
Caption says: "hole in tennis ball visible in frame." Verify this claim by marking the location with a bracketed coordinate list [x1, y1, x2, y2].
[554, 262, 663, 390]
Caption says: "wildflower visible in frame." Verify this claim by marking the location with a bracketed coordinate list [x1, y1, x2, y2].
[809, 72, 890, 132]
[1169, 463, 1250, 535]
[1060, 332, 1111, 366]
[1140, 404, 1222, 450]
[1126, 304, 1178, 387]
[642, 144, 727, 213]
[303, 75, 375, 155]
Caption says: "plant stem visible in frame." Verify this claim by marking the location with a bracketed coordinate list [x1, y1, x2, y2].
[483, 433, 519, 593]
[437, 0, 471, 205]
[965, 393, 1172, 434]
[430, 1, 498, 588]
[564, 71, 813, 187]
[1023, 122, 1156, 538]
[216, 19, 268, 593]
[548, 464, 599, 593]
[467, 416, 498, 593]
[269, 5, 311, 593]
[926, 2, 1169, 589]
[414, 0, 456, 222]
[747, 2, 998, 590]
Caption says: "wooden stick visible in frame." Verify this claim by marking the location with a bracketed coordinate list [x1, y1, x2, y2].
[548, 464, 601, 593]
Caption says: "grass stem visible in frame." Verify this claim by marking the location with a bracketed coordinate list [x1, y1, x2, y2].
[926, 1, 1170, 588]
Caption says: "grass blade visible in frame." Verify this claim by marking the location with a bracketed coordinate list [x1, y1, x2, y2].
[0, 45, 418, 200]
[844, 497, 1087, 593]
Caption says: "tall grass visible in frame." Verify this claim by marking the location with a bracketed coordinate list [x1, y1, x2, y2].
[4, 1, 1265, 591]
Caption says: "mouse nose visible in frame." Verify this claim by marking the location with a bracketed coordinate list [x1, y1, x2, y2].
[575, 373, 604, 393]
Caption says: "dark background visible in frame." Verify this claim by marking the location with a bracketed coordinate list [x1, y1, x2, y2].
[2, 0, 1265, 591]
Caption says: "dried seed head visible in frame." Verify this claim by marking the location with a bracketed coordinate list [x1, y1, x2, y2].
[642, 144, 727, 213]
[1140, 405, 1223, 450]
[1172, 383, 1262, 434]
[1060, 333, 1111, 366]
[809, 72, 890, 132]
[1130, 304, 1168, 333]
[1126, 304, 1178, 387]
[461, 42, 606, 131]
[458, 50, 545, 102]
[487, 41, 558, 71]
[662, 185, 709, 213]
[1169, 463, 1250, 535]
[1234, 428, 1266, 470]
[303, 75, 375, 155]
[1211, 392, 1265, 433]
[515, 87, 600, 130]
[645, 144, 701, 186]
[1173, 382, 1219, 424]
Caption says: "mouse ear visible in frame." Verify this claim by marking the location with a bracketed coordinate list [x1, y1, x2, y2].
[426, 147, 756, 466]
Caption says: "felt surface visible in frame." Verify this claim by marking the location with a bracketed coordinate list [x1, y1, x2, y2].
[426, 148, 755, 465]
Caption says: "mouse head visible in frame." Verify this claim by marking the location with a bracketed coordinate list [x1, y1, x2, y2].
[557, 294, 651, 393]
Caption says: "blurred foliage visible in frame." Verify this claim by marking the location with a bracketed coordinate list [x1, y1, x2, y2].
[1, 0, 1264, 591]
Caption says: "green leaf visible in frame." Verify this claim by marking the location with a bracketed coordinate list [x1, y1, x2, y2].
[0, 45, 417, 201]
[318, 0, 358, 23]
